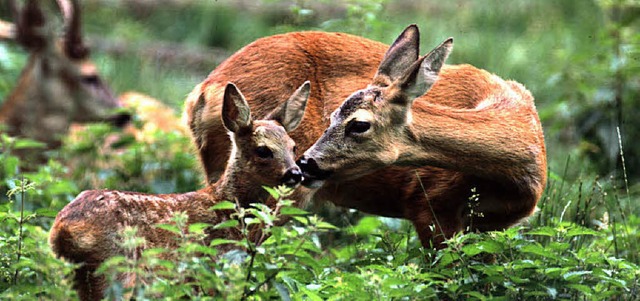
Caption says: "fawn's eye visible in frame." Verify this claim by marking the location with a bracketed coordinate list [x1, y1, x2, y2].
[255, 146, 273, 158]
[345, 120, 371, 136]
[293, 145, 298, 154]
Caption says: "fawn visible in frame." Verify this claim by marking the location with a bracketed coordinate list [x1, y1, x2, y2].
[49, 81, 310, 300]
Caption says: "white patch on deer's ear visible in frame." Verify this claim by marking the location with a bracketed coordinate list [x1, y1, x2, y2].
[420, 38, 453, 91]
[350, 109, 374, 123]
[404, 77, 428, 100]
[402, 38, 454, 103]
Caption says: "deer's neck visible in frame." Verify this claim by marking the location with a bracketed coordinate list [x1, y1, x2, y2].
[402, 101, 546, 192]
[214, 157, 270, 208]
[1, 55, 72, 148]
[1, 58, 37, 133]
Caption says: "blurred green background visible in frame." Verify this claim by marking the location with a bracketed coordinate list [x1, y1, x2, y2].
[1, 0, 639, 185]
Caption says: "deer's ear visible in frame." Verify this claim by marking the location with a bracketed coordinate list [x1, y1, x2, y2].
[60, 0, 90, 59]
[15, 0, 48, 52]
[266, 81, 310, 133]
[222, 82, 253, 133]
[374, 25, 420, 83]
[395, 37, 453, 103]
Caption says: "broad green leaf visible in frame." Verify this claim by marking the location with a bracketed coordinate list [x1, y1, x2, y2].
[462, 240, 503, 256]
[565, 226, 600, 237]
[182, 243, 219, 256]
[527, 226, 557, 237]
[252, 210, 274, 225]
[437, 252, 458, 267]
[349, 216, 382, 236]
[155, 223, 181, 234]
[563, 270, 592, 281]
[281, 206, 309, 216]
[13, 139, 46, 149]
[213, 219, 239, 230]
[263, 186, 280, 199]
[188, 222, 211, 234]
[142, 247, 169, 257]
[316, 221, 339, 230]
[211, 201, 236, 211]
[292, 216, 309, 225]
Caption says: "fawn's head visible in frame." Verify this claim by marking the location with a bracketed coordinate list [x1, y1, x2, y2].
[299, 25, 452, 188]
[3, 0, 129, 129]
[221, 81, 310, 189]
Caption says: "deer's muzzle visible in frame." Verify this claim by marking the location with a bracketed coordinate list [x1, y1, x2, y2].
[297, 157, 333, 188]
[107, 112, 132, 128]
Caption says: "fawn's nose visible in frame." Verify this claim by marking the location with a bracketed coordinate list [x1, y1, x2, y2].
[281, 167, 303, 187]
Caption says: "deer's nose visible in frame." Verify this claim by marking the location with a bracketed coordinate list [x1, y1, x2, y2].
[297, 156, 321, 177]
[108, 112, 132, 128]
[281, 167, 303, 187]
[297, 156, 333, 184]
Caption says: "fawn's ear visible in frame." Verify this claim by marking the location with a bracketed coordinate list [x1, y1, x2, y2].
[374, 24, 421, 83]
[222, 82, 253, 133]
[266, 81, 310, 133]
[396, 37, 453, 102]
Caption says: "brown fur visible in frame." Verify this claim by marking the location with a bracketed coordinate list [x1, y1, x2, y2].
[184, 26, 547, 249]
[50, 83, 309, 300]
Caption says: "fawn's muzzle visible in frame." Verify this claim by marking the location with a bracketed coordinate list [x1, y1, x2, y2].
[281, 167, 303, 187]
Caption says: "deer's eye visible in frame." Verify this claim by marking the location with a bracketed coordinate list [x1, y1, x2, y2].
[255, 146, 273, 158]
[293, 145, 298, 154]
[345, 120, 371, 136]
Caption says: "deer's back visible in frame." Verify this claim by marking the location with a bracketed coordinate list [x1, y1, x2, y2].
[186, 31, 536, 182]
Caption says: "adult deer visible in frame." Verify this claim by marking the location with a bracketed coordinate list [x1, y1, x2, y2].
[0, 0, 129, 162]
[50, 82, 310, 301]
[185, 25, 547, 249]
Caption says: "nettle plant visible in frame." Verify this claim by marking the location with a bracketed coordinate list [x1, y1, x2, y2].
[91, 186, 640, 300]
[95, 186, 337, 300]
[60, 122, 202, 194]
[0, 153, 77, 300]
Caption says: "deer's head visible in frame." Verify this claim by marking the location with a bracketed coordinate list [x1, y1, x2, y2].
[221, 81, 310, 189]
[5, 0, 129, 131]
[298, 25, 452, 188]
